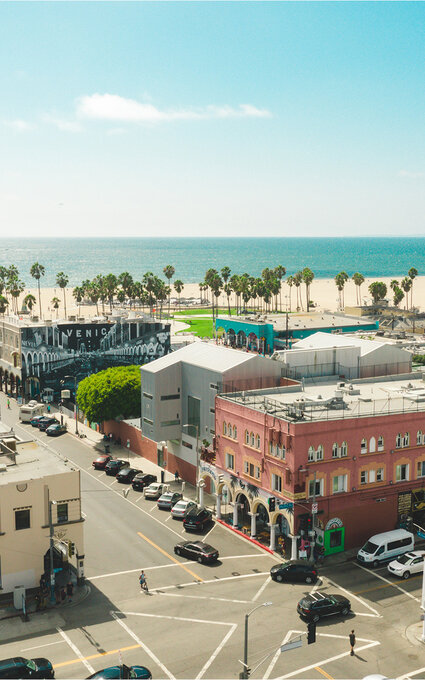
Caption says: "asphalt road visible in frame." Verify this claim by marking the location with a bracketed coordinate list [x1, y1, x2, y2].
[2, 394, 425, 679]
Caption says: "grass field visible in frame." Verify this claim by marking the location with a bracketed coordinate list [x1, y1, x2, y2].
[175, 318, 213, 337]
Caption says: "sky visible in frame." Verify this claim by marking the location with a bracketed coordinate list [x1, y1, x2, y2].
[1, 2, 424, 238]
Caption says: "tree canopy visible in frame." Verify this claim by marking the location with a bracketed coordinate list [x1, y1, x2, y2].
[76, 366, 141, 423]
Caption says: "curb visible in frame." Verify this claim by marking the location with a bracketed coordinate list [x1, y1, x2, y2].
[216, 519, 274, 554]
[0, 585, 91, 622]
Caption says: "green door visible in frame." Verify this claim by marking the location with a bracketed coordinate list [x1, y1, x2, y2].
[324, 527, 345, 555]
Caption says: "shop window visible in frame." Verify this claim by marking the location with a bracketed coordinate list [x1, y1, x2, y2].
[308, 478, 323, 497]
[378, 436, 384, 451]
[377, 467, 384, 482]
[361, 438, 367, 454]
[225, 453, 234, 470]
[396, 464, 409, 482]
[369, 437, 376, 453]
[417, 431, 423, 446]
[332, 474, 347, 494]
[272, 473, 282, 492]
[417, 461, 425, 478]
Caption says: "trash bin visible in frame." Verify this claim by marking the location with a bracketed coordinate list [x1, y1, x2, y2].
[13, 585, 25, 610]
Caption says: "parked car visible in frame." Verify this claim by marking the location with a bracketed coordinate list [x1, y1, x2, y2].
[132, 473, 157, 492]
[105, 459, 130, 476]
[183, 507, 213, 532]
[46, 423, 67, 437]
[174, 540, 219, 564]
[0, 656, 55, 679]
[86, 664, 152, 679]
[171, 500, 197, 519]
[38, 418, 59, 432]
[270, 560, 318, 584]
[144, 482, 167, 500]
[116, 467, 139, 484]
[387, 550, 425, 579]
[157, 491, 183, 510]
[92, 454, 112, 470]
[297, 592, 351, 622]
[30, 416, 46, 427]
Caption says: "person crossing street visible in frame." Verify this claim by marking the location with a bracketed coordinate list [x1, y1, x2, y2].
[139, 570, 148, 593]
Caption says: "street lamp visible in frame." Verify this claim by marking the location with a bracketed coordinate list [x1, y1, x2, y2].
[241, 601, 273, 678]
[63, 375, 79, 435]
[182, 423, 199, 503]
[48, 495, 57, 604]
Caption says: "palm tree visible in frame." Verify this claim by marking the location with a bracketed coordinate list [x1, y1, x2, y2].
[23, 293, 36, 314]
[223, 282, 233, 316]
[0, 294, 8, 315]
[9, 278, 25, 314]
[56, 272, 69, 318]
[369, 281, 387, 304]
[392, 285, 404, 308]
[30, 262, 45, 319]
[334, 271, 348, 310]
[302, 268, 314, 312]
[163, 265, 175, 317]
[0, 267, 8, 296]
[174, 280, 184, 311]
[352, 272, 365, 306]
[286, 275, 294, 311]
[408, 268, 418, 309]
[118, 271, 134, 299]
[104, 273, 118, 312]
[274, 265, 286, 311]
[73, 286, 84, 316]
[87, 280, 100, 315]
[51, 296, 60, 317]
[401, 277, 412, 310]
[293, 271, 303, 311]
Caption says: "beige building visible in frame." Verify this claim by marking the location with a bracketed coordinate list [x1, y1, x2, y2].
[0, 430, 84, 593]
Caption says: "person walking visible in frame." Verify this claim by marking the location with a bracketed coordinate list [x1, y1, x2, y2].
[349, 630, 356, 656]
[66, 581, 73, 603]
[139, 570, 148, 593]
[6, 398, 10, 409]
[174, 469, 179, 483]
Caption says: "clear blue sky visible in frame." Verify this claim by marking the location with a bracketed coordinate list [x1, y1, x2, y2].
[1, 2, 424, 238]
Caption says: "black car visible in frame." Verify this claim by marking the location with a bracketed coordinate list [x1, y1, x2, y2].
[183, 507, 213, 532]
[132, 473, 157, 491]
[105, 459, 130, 476]
[174, 540, 219, 564]
[30, 416, 45, 427]
[86, 664, 152, 679]
[31, 416, 52, 429]
[297, 592, 351, 622]
[116, 467, 139, 484]
[38, 418, 59, 432]
[270, 560, 318, 584]
[0, 656, 54, 679]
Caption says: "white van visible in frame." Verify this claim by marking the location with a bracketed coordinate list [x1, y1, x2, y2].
[357, 529, 414, 567]
[19, 402, 45, 422]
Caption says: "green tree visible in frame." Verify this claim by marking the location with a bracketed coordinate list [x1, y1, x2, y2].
[73, 286, 84, 316]
[335, 271, 348, 310]
[293, 271, 303, 310]
[302, 267, 315, 312]
[8, 277, 25, 314]
[104, 273, 118, 312]
[274, 265, 286, 311]
[51, 296, 60, 317]
[392, 285, 404, 307]
[286, 275, 294, 311]
[76, 366, 141, 423]
[163, 265, 175, 317]
[408, 267, 418, 309]
[23, 293, 36, 313]
[352, 272, 365, 306]
[30, 262, 45, 319]
[0, 294, 8, 315]
[401, 277, 412, 310]
[56, 272, 69, 318]
[118, 271, 134, 298]
[221, 267, 232, 316]
[173, 279, 184, 311]
[368, 281, 387, 304]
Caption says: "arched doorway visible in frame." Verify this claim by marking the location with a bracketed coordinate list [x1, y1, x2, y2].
[235, 492, 251, 529]
[247, 332, 258, 352]
[236, 330, 247, 348]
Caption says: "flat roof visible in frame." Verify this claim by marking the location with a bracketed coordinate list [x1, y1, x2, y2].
[0, 439, 75, 485]
[220, 373, 425, 423]
[216, 311, 376, 331]
[286, 332, 409, 357]
[141, 341, 263, 374]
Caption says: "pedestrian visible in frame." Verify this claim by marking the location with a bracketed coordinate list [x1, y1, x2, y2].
[47, 404, 51, 414]
[60, 586, 66, 605]
[174, 469, 179, 483]
[66, 581, 73, 602]
[139, 570, 148, 592]
[6, 398, 10, 409]
[349, 629, 356, 656]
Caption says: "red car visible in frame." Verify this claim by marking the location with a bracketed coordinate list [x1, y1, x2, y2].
[92, 454, 112, 470]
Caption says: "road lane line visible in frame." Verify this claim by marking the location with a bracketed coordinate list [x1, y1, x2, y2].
[56, 626, 95, 675]
[276, 640, 380, 679]
[120, 610, 233, 626]
[202, 523, 216, 543]
[151, 571, 270, 592]
[137, 530, 203, 582]
[264, 630, 294, 680]
[315, 666, 334, 679]
[111, 611, 175, 680]
[252, 575, 271, 602]
[158, 592, 251, 603]
[326, 576, 380, 617]
[355, 562, 421, 602]
[22, 640, 66, 651]
[196, 623, 237, 680]
[53, 644, 141, 669]
[354, 573, 422, 594]
[398, 666, 425, 679]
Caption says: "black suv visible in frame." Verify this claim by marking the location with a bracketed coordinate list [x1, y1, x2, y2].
[270, 560, 318, 584]
[0, 657, 54, 679]
[297, 592, 351, 622]
[132, 473, 157, 492]
[105, 459, 130, 476]
[183, 507, 213, 532]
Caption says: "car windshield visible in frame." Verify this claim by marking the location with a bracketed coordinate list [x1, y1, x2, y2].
[362, 540, 379, 554]
[396, 554, 411, 565]
[25, 660, 37, 671]
[299, 598, 311, 607]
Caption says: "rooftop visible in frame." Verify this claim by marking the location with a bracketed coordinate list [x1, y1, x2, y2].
[1, 311, 157, 329]
[0, 437, 76, 485]
[219, 373, 425, 423]
[216, 311, 376, 332]
[141, 341, 265, 374]
[284, 331, 410, 357]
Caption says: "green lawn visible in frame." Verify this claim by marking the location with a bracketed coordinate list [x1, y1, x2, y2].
[172, 307, 236, 317]
[176, 318, 214, 338]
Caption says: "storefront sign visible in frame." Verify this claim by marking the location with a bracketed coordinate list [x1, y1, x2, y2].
[325, 517, 343, 531]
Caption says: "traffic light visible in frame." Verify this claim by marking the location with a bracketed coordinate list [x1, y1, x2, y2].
[268, 497, 275, 512]
[307, 621, 316, 645]
[68, 541, 75, 558]
[306, 515, 312, 533]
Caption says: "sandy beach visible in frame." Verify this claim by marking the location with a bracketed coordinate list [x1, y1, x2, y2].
[5, 275, 424, 321]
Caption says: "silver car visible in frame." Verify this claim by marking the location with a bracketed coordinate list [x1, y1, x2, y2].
[144, 482, 167, 500]
[171, 500, 197, 519]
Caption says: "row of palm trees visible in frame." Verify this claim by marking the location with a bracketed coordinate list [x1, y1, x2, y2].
[0, 263, 69, 317]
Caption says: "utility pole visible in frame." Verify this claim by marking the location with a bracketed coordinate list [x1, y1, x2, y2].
[310, 470, 317, 560]
[48, 494, 56, 603]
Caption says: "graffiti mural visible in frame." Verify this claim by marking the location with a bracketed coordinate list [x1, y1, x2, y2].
[21, 320, 171, 398]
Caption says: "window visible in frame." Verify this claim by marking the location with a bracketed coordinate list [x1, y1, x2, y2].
[244, 461, 249, 474]
[142, 392, 153, 399]
[417, 461, 425, 478]
[228, 422, 232, 436]
[209, 407, 215, 414]
[143, 417, 153, 425]
[160, 419, 180, 426]
[15, 508, 30, 530]
[223, 422, 227, 436]
[308, 446, 315, 462]
[316, 445, 324, 461]
[308, 479, 323, 497]
[250, 432, 255, 447]
[377, 467, 384, 482]
[378, 436, 384, 451]
[160, 394, 179, 401]
[418, 431, 423, 446]
[245, 430, 249, 445]
[369, 470, 376, 483]
[269, 441, 274, 455]
[396, 433, 402, 448]
[233, 425, 237, 440]
[182, 440, 193, 449]
[256, 435, 261, 449]
[210, 383, 218, 390]
[341, 441, 348, 457]
[187, 396, 200, 434]
[360, 471, 368, 484]
[272, 473, 282, 492]
[396, 464, 409, 482]
[403, 433, 410, 447]
[255, 466, 260, 480]
[332, 443, 338, 458]
[225, 453, 234, 470]
[57, 503, 68, 523]
[369, 437, 376, 453]
[361, 438, 367, 454]
[332, 474, 347, 494]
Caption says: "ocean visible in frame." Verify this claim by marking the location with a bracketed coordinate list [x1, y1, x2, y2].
[0, 237, 423, 287]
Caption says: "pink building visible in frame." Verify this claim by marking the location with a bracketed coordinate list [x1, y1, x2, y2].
[212, 376, 425, 556]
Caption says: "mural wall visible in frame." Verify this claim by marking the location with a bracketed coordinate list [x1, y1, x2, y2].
[21, 320, 170, 398]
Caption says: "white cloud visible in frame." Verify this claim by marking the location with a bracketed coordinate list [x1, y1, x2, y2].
[42, 114, 82, 133]
[398, 170, 425, 180]
[76, 93, 272, 123]
[3, 119, 34, 131]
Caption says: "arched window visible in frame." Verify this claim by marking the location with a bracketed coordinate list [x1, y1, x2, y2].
[269, 441, 274, 455]
[308, 446, 315, 462]
[256, 434, 261, 449]
[369, 437, 376, 453]
[233, 425, 237, 440]
[403, 432, 410, 447]
[228, 422, 232, 437]
[332, 443, 338, 458]
[250, 432, 255, 447]
[341, 441, 348, 457]
[361, 438, 367, 453]
[316, 445, 324, 461]
[417, 431, 423, 446]
[396, 433, 402, 448]
[378, 435, 384, 451]
[223, 422, 227, 436]
[281, 446, 286, 460]
[245, 430, 249, 445]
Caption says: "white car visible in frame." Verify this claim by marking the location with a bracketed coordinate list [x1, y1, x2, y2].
[144, 482, 167, 500]
[171, 500, 197, 520]
[387, 550, 425, 579]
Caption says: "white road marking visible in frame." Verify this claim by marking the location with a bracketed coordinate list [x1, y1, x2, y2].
[326, 576, 381, 617]
[158, 592, 251, 603]
[202, 523, 216, 543]
[150, 505, 157, 513]
[22, 640, 66, 651]
[135, 495, 144, 503]
[56, 626, 95, 675]
[398, 666, 425, 679]
[111, 611, 174, 679]
[355, 562, 421, 603]
[220, 554, 271, 561]
[86, 466, 93, 470]
[81, 511, 87, 519]
[120, 610, 233, 626]
[165, 515, 171, 522]
[151, 571, 270, 592]
[263, 630, 294, 680]
[196, 623, 237, 680]
[252, 575, 271, 602]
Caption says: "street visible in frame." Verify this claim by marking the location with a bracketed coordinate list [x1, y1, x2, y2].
[1, 395, 425, 679]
